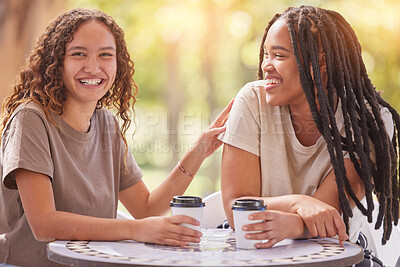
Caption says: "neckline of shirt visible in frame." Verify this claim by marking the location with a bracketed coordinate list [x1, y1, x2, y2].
[283, 100, 343, 152]
[57, 111, 97, 141]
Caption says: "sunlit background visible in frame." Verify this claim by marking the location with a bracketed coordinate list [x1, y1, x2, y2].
[1, 0, 400, 203]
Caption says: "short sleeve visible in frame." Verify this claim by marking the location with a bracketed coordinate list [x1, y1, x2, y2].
[1, 108, 53, 189]
[218, 82, 262, 156]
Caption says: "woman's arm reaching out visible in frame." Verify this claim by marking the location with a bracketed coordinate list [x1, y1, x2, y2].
[120, 99, 234, 219]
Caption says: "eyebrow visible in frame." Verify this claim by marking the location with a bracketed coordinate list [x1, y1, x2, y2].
[264, 45, 290, 52]
[66, 46, 116, 52]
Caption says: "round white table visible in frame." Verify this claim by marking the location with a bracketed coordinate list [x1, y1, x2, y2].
[47, 229, 363, 266]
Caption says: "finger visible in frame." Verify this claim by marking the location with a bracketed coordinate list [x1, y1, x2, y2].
[165, 230, 202, 243]
[245, 230, 272, 241]
[315, 220, 327, 238]
[255, 238, 278, 249]
[333, 215, 348, 245]
[167, 217, 202, 238]
[210, 98, 234, 127]
[304, 220, 318, 237]
[206, 126, 227, 137]
[248, 210, 273, 221]
[170, 225, 202, 238]
[158, 238, 189, 247]
[243, 221, 269, 232]
[325, 217, 338, 237]
[169, 215, 201, 227]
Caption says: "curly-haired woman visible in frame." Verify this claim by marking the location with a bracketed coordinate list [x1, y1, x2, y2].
[0, 9, 232, 266]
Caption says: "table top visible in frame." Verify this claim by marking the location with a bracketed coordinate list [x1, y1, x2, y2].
[47, 229, 363, 267]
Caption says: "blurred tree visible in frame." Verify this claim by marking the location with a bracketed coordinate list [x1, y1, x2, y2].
[198, 0, 221, 186]
[164, 40, 182, 169]
[0, 0, 65, 105]
[3, 0, 398, 198]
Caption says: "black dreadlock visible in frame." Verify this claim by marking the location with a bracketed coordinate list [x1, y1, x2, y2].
[257, 6, 399, 245]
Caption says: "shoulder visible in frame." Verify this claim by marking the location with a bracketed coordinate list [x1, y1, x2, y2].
[231, 80, 265, 112]
[17, 101, 47, 117]
[2, 101, 53, 143]
[6, 101, 49, 129]
[233, 80, 277, 116]
[236, 80, 265, 101]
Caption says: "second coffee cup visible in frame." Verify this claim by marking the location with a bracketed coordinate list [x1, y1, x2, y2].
[232, 198, 266, 249]
[170, 196, 205, 231]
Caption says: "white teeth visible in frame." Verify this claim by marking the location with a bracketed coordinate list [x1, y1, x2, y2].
[80, 79, 102, 85]
[265, 79, 281, 85]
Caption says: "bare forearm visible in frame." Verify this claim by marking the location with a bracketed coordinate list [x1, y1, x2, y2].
[143, 148, 207, 217]
[313, 159, 365, 213]
[32, 211, 134, 242]
[32, 210, 202, 247]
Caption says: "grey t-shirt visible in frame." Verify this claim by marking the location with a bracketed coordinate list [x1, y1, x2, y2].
[0, 101, 142, 266]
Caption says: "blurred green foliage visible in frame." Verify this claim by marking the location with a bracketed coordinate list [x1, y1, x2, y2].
[68, 0, 400, 198]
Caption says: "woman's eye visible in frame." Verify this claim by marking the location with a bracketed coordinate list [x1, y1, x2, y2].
[264, 52, 284, 59]
[71, 52, 85, 57]
[100, 53, 114, 57]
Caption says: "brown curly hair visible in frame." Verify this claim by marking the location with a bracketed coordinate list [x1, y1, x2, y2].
[0, 8, 137, 148]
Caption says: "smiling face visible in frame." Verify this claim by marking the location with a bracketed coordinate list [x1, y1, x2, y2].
[62, 20, 117, 111]
[261, 18, 306, 109]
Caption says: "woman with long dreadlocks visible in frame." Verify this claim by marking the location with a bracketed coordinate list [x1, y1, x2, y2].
[219, 5, 399, 266]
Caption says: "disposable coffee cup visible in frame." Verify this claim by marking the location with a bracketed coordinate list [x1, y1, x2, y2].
[170, 196, 205, 231]
[232, 199, 266, 249]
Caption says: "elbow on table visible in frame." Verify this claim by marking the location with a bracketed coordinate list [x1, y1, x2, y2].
[32, 228, 56, 242]
[29, 221, 57, 242]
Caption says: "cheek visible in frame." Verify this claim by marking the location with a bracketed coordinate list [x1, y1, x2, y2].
[108, 60, 117, 80]
[62, 61, 78, 91]
[61, 66, 70, 85]
[289, 64, 301, 83]
[109, 69, 117, 84]
[63, 60, 79, 78]
[283, 68, 302, 91]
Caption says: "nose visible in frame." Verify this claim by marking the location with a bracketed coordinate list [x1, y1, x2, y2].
[84, 56, 100, 74]
[262, 58, 275, 74]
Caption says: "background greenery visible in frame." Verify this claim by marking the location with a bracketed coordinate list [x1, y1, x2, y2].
[66, 0, 400, 201]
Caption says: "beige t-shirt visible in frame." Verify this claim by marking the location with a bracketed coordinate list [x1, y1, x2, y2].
[0, 101, 142, 266]
[219, 81, 393, 242]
